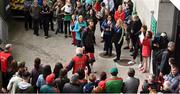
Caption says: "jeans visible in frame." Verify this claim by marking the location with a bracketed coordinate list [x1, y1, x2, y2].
[64, 21, 71, 36]
[104, 34, 112, 54]
[56, 19, 63, 33]
[76, 40, 82, 47]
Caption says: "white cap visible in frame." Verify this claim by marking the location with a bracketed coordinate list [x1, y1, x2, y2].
[5, 44, 12, 50]
[160, 32, 166, 37]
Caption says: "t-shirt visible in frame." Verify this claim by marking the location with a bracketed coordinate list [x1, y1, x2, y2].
[105, 77, 123, 93]
[36, 74, 46, 88]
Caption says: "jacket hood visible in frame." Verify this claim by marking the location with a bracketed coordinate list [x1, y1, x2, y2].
[18, 81, 31, 90]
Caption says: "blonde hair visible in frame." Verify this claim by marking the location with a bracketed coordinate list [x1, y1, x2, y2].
[116, 19, 124, 28]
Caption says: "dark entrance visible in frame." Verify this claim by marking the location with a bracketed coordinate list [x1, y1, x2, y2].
[175, 10, 180, 65]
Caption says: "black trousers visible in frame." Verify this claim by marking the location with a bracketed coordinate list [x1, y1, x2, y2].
[56, 19, 64, 33]
[33, 18, 39, 35]
[104, 34, 112, 54]
[24, 11, 32, 30]
[114, 39, 123, 60]
[64, 21, 71, 36]
[43, 18, 49, 36]
[132, 41, 143, 62]
[2, 72, 8, 89]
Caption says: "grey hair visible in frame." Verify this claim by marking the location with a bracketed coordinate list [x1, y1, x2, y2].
[168, 41, 175, 51]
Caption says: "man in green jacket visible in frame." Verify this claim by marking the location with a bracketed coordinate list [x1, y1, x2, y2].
[104, 67, 123, 93]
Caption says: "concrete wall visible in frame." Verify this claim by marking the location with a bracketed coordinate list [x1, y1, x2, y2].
[0, 17, 8, 43]
[132, 0, 160, 30]
[0, 0, 8, 43]
[157, 1, 176, 40]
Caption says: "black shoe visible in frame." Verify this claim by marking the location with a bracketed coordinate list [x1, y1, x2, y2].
[103, 53, 108, 56]
[65, 35, 67, 38]
[113, 58, 119, 62]
[51, 29, 55, 31]
[36, 34, 39, 36]
[108, 53, 112, 57]
[45, 36, 48, 39]
[124, 46, 130, 49]
[101, 40, 104, 43]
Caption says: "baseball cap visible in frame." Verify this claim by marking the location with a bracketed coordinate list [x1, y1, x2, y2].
[109, 68, 118, 73]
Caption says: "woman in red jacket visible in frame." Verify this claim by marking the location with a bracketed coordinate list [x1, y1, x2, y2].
[114, 5, 125, 22]
[140, 31, 153, 73]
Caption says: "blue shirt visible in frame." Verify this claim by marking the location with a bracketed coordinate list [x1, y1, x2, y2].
[101, 20, 114, 35]
[74, 21, 87, 40]
[38, 0, 43, 6]
[85, 0, 93, 5]
[164, 73, 180, 92]
[36, 74, 46, 88]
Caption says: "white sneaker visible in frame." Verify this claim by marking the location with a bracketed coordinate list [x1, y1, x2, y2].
[128, 61, 134, 64]
[138, 64, 143, 68]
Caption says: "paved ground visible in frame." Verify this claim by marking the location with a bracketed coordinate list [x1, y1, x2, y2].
[8, 18, 150, 92]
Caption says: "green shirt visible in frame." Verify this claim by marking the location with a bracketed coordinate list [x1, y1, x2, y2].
[105, 77, 123, 93]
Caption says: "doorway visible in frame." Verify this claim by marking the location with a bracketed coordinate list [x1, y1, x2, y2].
[175, 10, 180, 64]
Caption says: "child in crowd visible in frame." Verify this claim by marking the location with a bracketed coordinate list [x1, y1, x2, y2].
[70, 14, 77, 45]
[140, 31, 153, 73]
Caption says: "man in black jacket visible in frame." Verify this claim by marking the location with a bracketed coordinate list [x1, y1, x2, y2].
[159, 41, 175, 76]
[82, 19, 96, 65]
[130, 15, 142, 53]
[41, 0, 50, 38]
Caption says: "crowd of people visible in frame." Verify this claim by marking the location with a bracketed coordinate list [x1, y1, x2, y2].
[0, 45, 179, 93]
[0, 0, 179, 93]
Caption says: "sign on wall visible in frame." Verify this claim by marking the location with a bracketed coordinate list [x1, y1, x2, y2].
[151, 16, 157, 34]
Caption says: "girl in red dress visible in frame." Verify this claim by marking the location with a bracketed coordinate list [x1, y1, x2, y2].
[140, 31, 153, 73]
